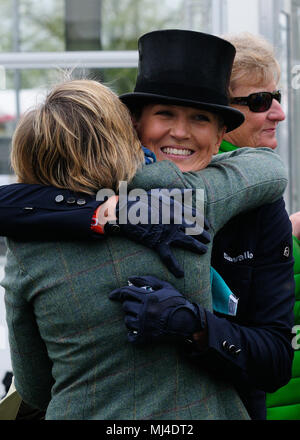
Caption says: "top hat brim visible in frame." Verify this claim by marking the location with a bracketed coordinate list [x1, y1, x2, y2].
[120, 92, 244, 133]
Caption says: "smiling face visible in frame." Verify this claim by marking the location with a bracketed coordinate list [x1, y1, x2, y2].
[134, 103, 226, 172]
[225, 80, 285, 149]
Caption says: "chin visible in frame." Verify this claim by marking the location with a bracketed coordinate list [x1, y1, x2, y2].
[265, 141, 278, 150]
[258, 138, 278, 150]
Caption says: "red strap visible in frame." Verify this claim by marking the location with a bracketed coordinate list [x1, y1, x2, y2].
[91, 205, 105, 235]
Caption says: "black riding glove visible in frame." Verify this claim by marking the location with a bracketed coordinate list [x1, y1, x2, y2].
[105, 189, 210, 278]
[109, 275, 206, 344]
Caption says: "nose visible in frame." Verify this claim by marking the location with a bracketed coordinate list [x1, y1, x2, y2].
[268, 98, 286, 122]
[169, 117, 191, 139]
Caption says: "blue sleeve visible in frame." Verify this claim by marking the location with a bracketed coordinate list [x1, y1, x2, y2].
[200, 199, 295, 392]
[0, 183, 103, 240]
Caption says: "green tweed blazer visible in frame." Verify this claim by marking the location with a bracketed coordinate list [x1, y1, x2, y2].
[2, 148, 287, 420]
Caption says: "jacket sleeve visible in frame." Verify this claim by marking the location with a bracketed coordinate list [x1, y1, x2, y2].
[0, 183, 102, 240]
[196, 199, 295, 392]
[131, 147, 287, 235]
[183, 147, 288, 234]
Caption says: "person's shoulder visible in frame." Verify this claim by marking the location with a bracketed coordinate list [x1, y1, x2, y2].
[257, 198, 290, 230]
[255, 198, 292, 257]
[234, 198, 288, 228]
[257, 197, 286, 214]
[215, 198, 288, 240]
[217, 204, 262, 233]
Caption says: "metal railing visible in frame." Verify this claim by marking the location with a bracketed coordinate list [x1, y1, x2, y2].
[0, 51, 138, 70]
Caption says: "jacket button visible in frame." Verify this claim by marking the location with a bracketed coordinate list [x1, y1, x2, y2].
[109, 224, 121, 233]
[228, 344, 241, 355]
[77, 198, 86, 205]
[55, 195, 64, 203]
[222, 340, 230, 350]
[67, 197, 76, 204]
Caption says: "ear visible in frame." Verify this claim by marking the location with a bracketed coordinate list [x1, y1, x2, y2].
[213, 126, 226, 154]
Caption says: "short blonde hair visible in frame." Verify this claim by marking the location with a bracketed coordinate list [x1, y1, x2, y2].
[222, 32, 281, 96]
[11, 80, 144, 195]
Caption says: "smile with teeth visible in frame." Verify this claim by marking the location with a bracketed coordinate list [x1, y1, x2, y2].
[161, 147, 194, 156]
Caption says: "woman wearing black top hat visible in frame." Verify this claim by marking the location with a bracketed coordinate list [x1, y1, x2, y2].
[110, 30, 294, 420]
[0, 30, 294, 420]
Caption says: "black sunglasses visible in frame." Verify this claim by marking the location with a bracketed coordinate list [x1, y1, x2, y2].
[230, 90, 281, 113]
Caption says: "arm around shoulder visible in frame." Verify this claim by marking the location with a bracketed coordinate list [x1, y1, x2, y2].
[189, 147, 288, 233]
[0, 183, 102, 240]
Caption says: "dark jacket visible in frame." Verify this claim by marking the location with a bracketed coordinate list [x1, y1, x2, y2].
[266, 235, 300, 419]
[211, 197, 295, 419]
[209, 140, 295, 419]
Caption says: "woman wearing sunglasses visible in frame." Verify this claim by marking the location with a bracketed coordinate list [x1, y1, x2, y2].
[222, 33, 285, 151]
[210, 32, 297, 421]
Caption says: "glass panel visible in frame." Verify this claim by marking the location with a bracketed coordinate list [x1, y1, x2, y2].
[101, 0, 213, 49]
[0, 0, 65, 53]
[19, 0, 65, 51]
[0, 0, 13, 52]
[0, 0, 214, 54]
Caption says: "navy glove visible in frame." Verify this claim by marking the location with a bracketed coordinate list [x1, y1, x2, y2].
[105, 189, 210, 278]
[109, 275, 206, 344]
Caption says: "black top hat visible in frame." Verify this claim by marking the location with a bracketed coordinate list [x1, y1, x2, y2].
[120, 29, 244, 132]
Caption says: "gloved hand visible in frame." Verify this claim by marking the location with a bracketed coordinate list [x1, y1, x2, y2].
[105, 189, 211, 278]
[109, 275, 206, 344]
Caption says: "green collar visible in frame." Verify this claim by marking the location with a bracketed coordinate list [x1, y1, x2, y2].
[218, 140, 239, 154]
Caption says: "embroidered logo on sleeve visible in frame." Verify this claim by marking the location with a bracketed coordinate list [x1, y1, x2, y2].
[224, 251, 254, 263]
[283, 245, 290, 258]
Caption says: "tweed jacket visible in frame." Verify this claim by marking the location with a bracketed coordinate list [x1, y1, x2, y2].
[2, 148, 287, 420]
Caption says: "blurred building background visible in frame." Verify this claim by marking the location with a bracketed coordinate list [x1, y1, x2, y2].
[0, 0, 300, 396]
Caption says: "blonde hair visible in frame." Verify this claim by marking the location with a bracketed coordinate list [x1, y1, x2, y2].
[11, 79, 144, 195]
[222, 32, 281, 96]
